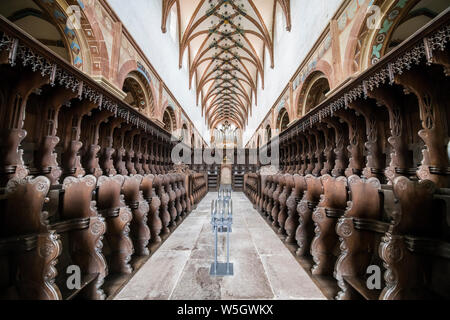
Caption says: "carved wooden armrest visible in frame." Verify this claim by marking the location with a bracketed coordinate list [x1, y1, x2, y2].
[395, 167, 417, 175]
[428, 167, 450, 175]
[307, 201, 319, 210]
[50, 217, 90, 233]
[352, 217, 390, 234]
[126, 201, 139, 209]
[1, 166, 18, 174]
[404, 236, 450, 259]
[97, 207, 121, 218]
[325, 208, 346, 218]
[0, 234, 38, 253]
[370, 168, 384, 175]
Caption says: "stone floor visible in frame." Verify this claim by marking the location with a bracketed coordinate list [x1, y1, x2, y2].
[114, 192, 326, 300]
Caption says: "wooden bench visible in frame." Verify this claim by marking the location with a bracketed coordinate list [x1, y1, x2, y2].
[121, 175, 150, 256]
[96, 175, 133, 275]
[50, 175, 107, 300]
[154, 175, 171, 236]
[379, 176, 450, 299]
[180, 174, 190, 215]
[270, 175, 283, 230]
[244, 173, 258, 205]
[261, 175, 273, 217]
[172, 174, 183, 221]
[0, 176, 61, 300]
[165, 174, 178, 227]
[141, 174, 162, 245]
[285, 174, 306, 244]
[258, 174, 268, 213]
[334, 175, 393, 300]
[190, 173, 207, 205]
[310, 174, 348, 275]
[265, 175, 277, 222]
[277, 174, 291, 235]
[296, 174, 323, 257]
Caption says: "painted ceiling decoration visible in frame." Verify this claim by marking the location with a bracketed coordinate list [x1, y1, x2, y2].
[161, 0, 291, 130]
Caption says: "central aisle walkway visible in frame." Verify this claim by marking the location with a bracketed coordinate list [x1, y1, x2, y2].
[115, 193, 326, 300]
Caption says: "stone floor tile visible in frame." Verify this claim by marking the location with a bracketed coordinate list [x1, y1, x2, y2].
[115, 192, 327, 301]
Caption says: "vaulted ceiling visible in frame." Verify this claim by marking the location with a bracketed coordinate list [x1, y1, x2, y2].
[161, 0, 291, 131]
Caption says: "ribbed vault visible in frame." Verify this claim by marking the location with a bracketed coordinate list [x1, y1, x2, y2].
[161, 0, 291, 130]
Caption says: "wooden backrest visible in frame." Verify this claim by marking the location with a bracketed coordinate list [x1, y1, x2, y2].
[346, 175, 381, 220]
[122, 175, 143, 205]
[305, 174, 323, 203]
[278, 175, 290, 204]
[96, 175, 124, 211]
[2, 176, 51, 236]
[141, 174, 155, 200]
[336, 175, 386, 278]
[62, 175, 97, 220]
[392, 176, 437, 236]
[293, 174, 307, 197]
[320, 174, 348, 211]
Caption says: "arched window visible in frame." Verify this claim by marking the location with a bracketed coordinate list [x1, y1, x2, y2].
[181, 123, 188, 142]
[386, 0, 448, 54]
[0, 0, 72, 62]
[367, 0, 449, 66]
[122, 71, 154, 115]
[163, 107, 176, 133]
[298, 72, 330, 116]
[277, 108, 290, 132]
[266, 125, 272, 142]
[191, 133, 195, 148]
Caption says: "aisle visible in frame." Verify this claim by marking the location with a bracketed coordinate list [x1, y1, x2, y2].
[114, 193, 326, 300]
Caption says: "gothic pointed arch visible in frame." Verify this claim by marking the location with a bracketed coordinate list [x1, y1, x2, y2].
[277, 107, 290, 132]
[355, 0, 449, 71]
[191, 132, 195, 148]
[265, 124, 272, 143]
[122, 70, 155, 117]
[162, 105, 177, 133]
[0, 0, 88, 69]
[297, 71, 330, 116]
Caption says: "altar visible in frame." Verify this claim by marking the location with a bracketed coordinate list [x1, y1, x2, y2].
[218, 152, 232, 187]
[220, 163, 232, 186]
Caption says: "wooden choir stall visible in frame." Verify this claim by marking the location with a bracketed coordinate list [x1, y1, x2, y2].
[245, 10, 450, 300]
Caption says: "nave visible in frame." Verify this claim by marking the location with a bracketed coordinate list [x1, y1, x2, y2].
[114, 192, 326, 300]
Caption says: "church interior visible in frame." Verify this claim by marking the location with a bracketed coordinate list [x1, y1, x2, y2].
[0, 0, 449, 301]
